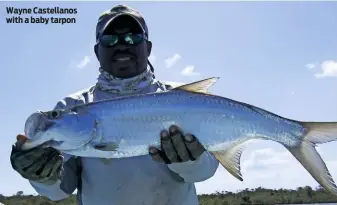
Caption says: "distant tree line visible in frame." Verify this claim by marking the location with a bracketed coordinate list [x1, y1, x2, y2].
[1, 186, 337, 205]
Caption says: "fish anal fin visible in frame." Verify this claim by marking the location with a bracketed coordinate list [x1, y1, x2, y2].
[210, 142, 245, 181]
[174, 77, 219, 94]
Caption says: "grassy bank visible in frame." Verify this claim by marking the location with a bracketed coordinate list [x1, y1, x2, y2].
[1, 186, 337, 205]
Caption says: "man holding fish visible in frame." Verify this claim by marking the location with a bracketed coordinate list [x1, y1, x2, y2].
[10, 4, 219, 205]
[10, 3, 337, 204]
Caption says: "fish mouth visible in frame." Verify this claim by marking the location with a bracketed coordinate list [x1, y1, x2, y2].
[24, 111, 55, 139]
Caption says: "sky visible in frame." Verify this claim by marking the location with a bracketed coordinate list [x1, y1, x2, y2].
[1, 1, 337, 197]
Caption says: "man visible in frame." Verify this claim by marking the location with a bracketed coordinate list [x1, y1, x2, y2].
[10, 5, 219, 205]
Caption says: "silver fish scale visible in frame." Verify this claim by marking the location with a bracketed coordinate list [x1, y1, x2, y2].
[22, 80, 337, 197]
[78, 90, 305, 157]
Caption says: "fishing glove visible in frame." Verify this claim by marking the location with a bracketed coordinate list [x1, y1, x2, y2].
[149, 125, 205, 164]
[10, 134, 63, 185]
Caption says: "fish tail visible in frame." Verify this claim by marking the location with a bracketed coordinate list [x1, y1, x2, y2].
[286, 122, 337, 196]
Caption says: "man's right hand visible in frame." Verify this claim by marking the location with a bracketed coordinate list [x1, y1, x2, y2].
[10, 134, 64, 185]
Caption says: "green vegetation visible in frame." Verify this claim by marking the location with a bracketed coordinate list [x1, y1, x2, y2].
[1, 186, 336, 205]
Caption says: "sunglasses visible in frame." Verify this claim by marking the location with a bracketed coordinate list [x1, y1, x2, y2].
[98, 32, 147, 47]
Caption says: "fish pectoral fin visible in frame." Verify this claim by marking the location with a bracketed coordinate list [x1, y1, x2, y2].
[210, 142, 246, 181]
[174, 77, 219, 94]
[93, 142, 119, 151]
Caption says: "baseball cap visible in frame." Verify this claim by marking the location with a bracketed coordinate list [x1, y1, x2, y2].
[95, 5, 149, 42]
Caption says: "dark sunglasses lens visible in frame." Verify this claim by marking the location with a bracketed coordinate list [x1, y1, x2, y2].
[124, 33, 143, 45]
[101, 35, 118, 46]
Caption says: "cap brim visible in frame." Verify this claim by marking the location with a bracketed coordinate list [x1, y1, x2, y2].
[101, 13, 146, 35]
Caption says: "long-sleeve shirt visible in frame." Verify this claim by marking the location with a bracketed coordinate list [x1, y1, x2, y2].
[28, 80, 219, 205]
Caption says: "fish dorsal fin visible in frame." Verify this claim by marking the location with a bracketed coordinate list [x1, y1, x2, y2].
[210, 142, 246, 181]
[173, 77, 219, 94]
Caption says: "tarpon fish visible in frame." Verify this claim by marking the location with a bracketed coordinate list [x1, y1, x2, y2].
[20, 77, 337, 196]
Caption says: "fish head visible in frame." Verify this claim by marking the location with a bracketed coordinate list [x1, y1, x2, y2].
[22, 106, 97, 151]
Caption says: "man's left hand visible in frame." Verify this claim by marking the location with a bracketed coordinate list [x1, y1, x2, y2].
[149, 125, 205, 164]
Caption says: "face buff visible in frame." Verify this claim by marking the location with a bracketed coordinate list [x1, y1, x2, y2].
[96, 66, 157, 94]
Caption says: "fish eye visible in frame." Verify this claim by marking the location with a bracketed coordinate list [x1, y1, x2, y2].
[49, 110, 61, 118]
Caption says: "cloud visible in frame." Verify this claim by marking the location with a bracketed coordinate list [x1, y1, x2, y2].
[181, 65, 200, 76]
[165, 53, 181, 68]
[305, 63, 316, 70]
[314, 60, 337, 78]
[76, 56, 91, 69]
